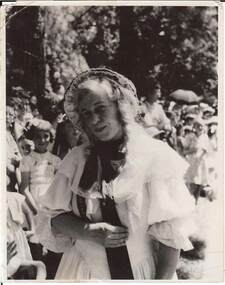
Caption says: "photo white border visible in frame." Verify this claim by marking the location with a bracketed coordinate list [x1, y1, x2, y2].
[0, 1, 224, 284]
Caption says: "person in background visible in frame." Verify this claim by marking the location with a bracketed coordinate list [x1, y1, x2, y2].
[19, 118, 61, 278]
[184, 119, 213, 203]
[183, 113, 197, 127]
[204, 118, 218, 199]
[6, 104, 22, 192]
[52, 117, 83, 159]
[13, 100, 27, 142]
[141, 80, 171, 132]
[30, 95, 38, 111]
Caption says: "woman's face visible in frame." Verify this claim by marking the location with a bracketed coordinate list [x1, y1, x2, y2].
[33, 129, 51, 153]
[78, 85, 123, 141]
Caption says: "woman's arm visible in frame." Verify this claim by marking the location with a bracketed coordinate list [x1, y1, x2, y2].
[155, 242, 180, 279]
[52, 212, 129, 248]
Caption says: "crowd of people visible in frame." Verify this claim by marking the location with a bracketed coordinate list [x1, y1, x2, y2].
[6, 68, 218, 280]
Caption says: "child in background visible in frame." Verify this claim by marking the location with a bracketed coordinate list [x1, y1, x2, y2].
[19, 118, 61, 278]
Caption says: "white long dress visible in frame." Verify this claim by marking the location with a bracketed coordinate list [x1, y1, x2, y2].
[39, 125, 195, 280]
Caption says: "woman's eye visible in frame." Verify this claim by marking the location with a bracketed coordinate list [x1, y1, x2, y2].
[82, 111, 91, 119]
[96, 106, 106, 114]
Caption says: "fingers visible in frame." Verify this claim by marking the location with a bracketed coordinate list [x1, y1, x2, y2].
[106, 231, 129, 240]
[104, 230, 129, 248]
[105, 224, 128, 234]
[10, 248, 17, 259]
[7, 241, 17, 263]
[7, 241, 17, 252]
[105, 239, 128, 248]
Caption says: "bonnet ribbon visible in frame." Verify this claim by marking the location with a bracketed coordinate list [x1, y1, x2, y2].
[77, 138, 134, 279]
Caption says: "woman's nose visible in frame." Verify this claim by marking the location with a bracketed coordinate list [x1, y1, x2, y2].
[91, 113, 100, 125]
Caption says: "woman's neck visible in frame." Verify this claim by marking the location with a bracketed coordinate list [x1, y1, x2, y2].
[94, 135, 126, 161]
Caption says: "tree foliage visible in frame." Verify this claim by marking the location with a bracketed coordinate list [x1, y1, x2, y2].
[6, 5, 218, 113]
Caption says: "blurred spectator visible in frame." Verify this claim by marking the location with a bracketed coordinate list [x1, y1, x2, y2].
[202, 106, 215, 120]
[52, 117, 83, 159]
[30, 95, 38, 111]
[32, 108, 42, 119]
[184, 118, 213, 203]
[141, 80, 171, 131]
[183, 113, 197, 127]
[6, 104, 22, 192]
[13, 99, 27, 142]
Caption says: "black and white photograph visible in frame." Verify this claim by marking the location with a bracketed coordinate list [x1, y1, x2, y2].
[1, 1, 223, 282]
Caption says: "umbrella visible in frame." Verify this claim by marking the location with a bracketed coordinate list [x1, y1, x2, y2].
[169, 89, 202, 104]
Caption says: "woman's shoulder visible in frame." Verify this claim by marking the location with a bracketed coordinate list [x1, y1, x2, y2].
[62, 144, 86, 162]
[140, 137, 189, 180]
[57, 144, 87, 174]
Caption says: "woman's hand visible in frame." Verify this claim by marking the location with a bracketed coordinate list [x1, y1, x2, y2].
[24, 230, 35, 240]
[85, 222, 129, 248]
[7, 241, 17, 264]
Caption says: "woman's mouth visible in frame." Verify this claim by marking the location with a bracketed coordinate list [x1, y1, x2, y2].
[94, 126, 106, 133]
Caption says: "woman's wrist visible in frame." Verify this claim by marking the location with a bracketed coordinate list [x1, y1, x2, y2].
[83, 222, 92, 240]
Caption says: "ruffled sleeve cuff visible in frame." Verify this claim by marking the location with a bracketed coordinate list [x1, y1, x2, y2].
[38, 215, 74, 253]
[147, 217, 196, 251]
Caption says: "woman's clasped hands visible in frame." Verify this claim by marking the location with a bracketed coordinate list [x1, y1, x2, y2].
[85, 222, 129, 248]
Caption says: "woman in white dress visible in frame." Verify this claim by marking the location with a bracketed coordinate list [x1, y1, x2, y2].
[39, 68, 195, 280]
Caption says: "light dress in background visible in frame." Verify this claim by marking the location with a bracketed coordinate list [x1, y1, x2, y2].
[19, 151, 61, 243]
[184, 133, 211, 186]
[143, 101, 171, 131]
[7, 192, 33, 277]
[39, 125, 195, 280]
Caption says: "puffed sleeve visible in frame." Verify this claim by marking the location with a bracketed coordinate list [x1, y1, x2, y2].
[38, 146, 85, 253]
[147, 141, 196, 250]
